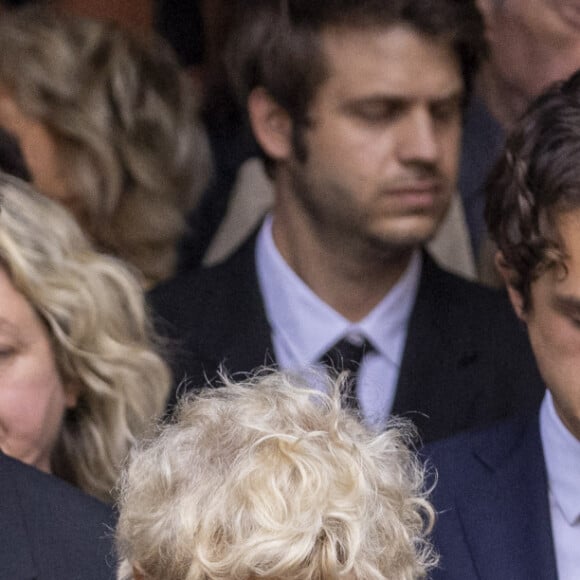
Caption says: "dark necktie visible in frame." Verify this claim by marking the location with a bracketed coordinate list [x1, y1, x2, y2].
[319, 337, 374, 411]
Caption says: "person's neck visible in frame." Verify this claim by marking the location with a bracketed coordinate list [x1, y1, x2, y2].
[270, 209, 414, 323]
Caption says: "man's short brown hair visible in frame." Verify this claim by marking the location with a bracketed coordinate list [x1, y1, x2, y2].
[226, 0, 486, 135]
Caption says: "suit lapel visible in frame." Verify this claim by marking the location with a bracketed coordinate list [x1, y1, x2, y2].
[456, 417, 558, 580]
[393, 253, 480, 439]
[0, 455, 37, 579]
[197, 232, 276, 375]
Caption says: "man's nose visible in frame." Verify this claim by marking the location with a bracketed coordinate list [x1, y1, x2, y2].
[397, 107, 439, 165]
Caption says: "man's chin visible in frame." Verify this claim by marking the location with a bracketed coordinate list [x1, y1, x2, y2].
[368, 219, 442, 252]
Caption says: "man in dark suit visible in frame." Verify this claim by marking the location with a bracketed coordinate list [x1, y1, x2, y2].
[0, 451, 116, 579]
[151, 0, 543, 443]
[427, 71, 580, 578]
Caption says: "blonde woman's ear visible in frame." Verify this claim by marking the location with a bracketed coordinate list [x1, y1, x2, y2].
[64, 381, 81, 409]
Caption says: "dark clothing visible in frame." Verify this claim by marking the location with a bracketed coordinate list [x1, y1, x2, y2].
[0, 452, 116, 580]
[459, 96, 505, 257]
[425, 412, 558, 580]
[150, 233, 544, 444]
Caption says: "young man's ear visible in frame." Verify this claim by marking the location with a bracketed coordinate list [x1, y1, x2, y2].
[495, 250, 526, 321]
[247, 87, 293, 162]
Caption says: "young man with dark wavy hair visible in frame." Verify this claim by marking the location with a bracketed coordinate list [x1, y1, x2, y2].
[427, 69, 580, 580]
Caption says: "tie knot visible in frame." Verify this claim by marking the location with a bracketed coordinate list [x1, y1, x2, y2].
[319, 337, 374, 375]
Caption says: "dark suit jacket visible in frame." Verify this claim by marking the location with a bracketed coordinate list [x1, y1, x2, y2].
[459, 96, 505, 256]
[0, 452, 116, 580]
[150, 233, 544, 443]
[425, 413, 558, 579]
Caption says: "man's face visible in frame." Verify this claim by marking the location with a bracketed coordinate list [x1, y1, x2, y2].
[282, 25, 463, 256]
[515, 209, 580, 440]
[479, 0, 580, 122]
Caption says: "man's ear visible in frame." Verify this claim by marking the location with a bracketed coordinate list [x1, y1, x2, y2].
[247, 87, 293, 162]
[495, 251, 526, 321]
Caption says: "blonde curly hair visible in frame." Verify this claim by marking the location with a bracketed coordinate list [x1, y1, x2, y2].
[0, 6, 212, 286]
[116, 371, 437, 580]
[0, 174, 171, 502]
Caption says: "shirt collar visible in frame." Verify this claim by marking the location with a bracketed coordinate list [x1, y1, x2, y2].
[540, 391, 580, 526]
[256, 214, 421, 367]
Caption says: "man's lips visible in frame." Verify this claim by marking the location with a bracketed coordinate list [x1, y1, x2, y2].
[383, 181, 445, 208]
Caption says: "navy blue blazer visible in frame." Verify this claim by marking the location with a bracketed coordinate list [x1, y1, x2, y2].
[425, 412, 558, 580]
[0, 452, 116, 580]
[150, 231, 545, 443]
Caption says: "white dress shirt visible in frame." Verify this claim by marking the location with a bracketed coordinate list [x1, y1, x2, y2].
[256, 215, 421, 429]
[539, 391, 580, 579]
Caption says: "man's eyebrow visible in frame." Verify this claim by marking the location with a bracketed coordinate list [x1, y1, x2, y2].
[431, 90, 465, 105]
[342, 87, 465, 111]
[341, 95, 404, 114]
